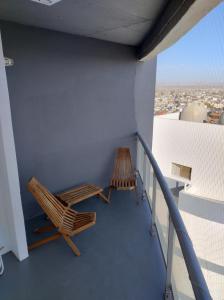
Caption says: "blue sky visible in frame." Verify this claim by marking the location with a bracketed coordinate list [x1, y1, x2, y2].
[157, 2, 224, 86]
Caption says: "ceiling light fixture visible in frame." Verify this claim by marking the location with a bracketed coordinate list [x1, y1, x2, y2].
[30, 0, 62, 6]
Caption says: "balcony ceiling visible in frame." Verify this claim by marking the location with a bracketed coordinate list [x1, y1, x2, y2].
[0, 0, 167, 46]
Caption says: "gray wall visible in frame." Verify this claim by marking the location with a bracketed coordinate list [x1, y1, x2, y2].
[134, 59, 157, 148]
[0, 21, 156, 219]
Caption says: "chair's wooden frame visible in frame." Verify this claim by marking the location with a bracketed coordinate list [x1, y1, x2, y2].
[28, 177, 96, 256]
[108, 147, 137, 202]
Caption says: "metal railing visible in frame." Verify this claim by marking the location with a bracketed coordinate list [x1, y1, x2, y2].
[136, 132, 212, 300]
[0, 247, 4, 275]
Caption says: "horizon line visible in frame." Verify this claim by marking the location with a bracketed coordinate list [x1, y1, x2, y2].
[156, 84, 224, 88]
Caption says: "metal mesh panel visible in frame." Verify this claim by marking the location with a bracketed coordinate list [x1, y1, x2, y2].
[172, 233, 195, 300]
[145, 157, 153, 208]
[137, 139, 144, 180]
[155, 180, 169, 262]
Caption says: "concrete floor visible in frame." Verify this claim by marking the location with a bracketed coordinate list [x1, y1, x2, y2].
[0, 190, 166, 300]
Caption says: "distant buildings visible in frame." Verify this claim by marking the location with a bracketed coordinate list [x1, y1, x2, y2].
[155, 86, 224, 124]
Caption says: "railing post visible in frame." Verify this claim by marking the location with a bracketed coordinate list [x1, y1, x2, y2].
[142, 151, 147, 200]
[136, 137, 140, 172]
[150, 172, 156, 236]
[0, 247, 4, 275]
[165, 215, 175, 300]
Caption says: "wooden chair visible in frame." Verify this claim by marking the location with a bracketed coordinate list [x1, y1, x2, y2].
[108, 147, 137, 202]
[27, 177, 96, 256]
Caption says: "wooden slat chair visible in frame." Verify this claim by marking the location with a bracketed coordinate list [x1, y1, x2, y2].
[108, 147, 137, 202]
[28, 177, 96, 256]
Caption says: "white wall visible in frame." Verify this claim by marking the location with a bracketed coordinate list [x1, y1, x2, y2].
[0, 32, 28, 260]
[153, 117, 224, 201]
[153, 116, 224, 299]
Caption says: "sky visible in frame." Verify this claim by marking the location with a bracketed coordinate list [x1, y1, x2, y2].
[156, 2, 224, 86]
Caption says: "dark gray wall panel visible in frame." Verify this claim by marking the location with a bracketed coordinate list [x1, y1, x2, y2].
[1, 21, 156, 219]
[134, 59, 157, 148]
[0, 21, 139, 219]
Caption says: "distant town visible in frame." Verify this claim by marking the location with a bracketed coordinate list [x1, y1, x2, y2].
[155, 86, 224, 123]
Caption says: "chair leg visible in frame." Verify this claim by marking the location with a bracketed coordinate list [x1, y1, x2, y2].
[63, 235, 81, 256]
[98, 192, 110, 204]
[34, 224, 55, 234]
[28, 232, 61, 250]
[44, 214, 49, 221]
[108, 187, 113, 202]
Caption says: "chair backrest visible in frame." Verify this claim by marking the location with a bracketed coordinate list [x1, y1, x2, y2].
[111, 148, 135, 188]
[28, 177, 66, 228]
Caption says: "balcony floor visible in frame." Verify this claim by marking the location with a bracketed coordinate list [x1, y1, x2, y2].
[0, 189, 166, 300]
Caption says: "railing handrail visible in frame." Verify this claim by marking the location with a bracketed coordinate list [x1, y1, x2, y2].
[136, 132, 212, 300]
